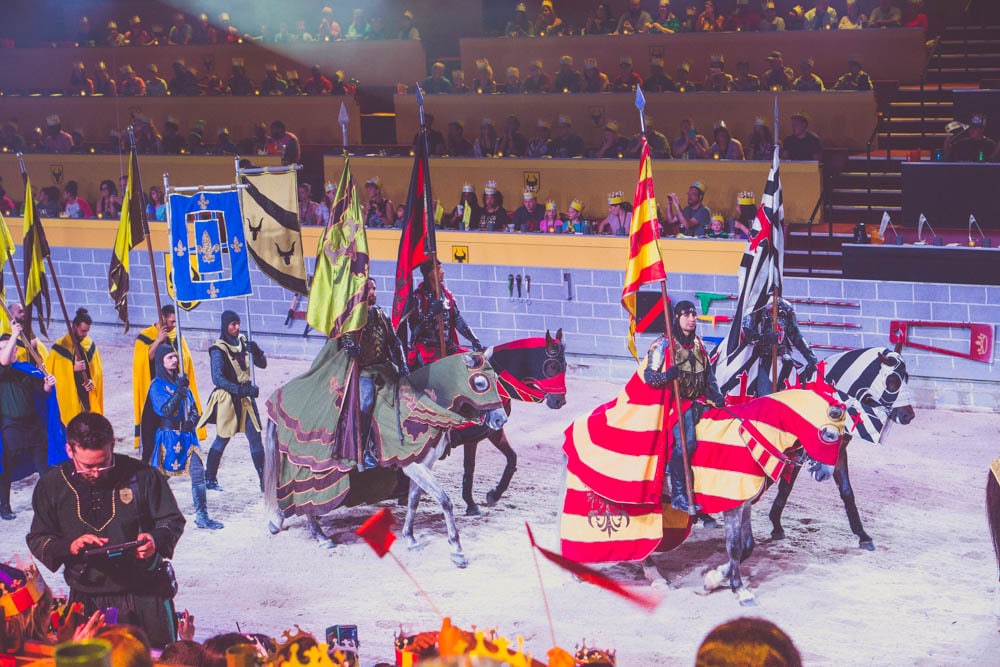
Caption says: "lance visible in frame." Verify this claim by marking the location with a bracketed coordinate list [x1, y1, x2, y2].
[339, 101, 350, 156]
[415, 83, 447, 356]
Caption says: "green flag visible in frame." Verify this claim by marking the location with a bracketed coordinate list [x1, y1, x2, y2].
[307, 157, 369, 338]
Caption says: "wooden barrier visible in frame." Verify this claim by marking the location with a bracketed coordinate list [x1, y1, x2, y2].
[0, 154, 283, 209]
[325, 155, 820, 223]
[460, 29, 927, 88]
[0, 40, 427, 91]
[6, 218, 744, 276]
[395, 90, 876, 154]
[0, 95, 362, 146]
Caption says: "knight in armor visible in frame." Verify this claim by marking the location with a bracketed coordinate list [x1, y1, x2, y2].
[341, 279, 409, 469]
[643, 300, 724, 513]
[741, 297, 818, 397]
[196, 311, 267, 491]
[408, 259, 485, 367]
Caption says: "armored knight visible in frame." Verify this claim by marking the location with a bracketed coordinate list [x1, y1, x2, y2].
[408, 259, 485, 367]
[342, 279, 409, 469]
[643, 300, 724, 513]
[741, 297, 819, 396]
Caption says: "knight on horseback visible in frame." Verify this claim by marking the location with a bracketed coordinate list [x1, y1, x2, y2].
[643, 300, 724, 513]
[341, 278, 409, 470]
[408, 259, 485, 367]
[741, 298, 819, 396]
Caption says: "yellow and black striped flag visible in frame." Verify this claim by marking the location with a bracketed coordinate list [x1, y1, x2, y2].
[22, 175, 50, 337]
[108, 149, 146, 332]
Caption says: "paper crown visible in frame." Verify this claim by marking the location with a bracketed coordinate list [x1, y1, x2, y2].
[0, 562, 48, 618]
[584, 57, 598, 69]
[483, 179, 498, 194]
[475, 57, 489, 70]
[651, 56, 664, 67]
[690, 181, 706, 193]
[604, 120, 620, 132]
[575, 640, 618, 666]
[481, 117, 494, 126]
[607, 191, 625, 205]
[523, 189, 537, 200]
[530, 59, 543, 69]
[560, 55, 573, 65]
[569, 199, 584, 212]
[46, 114, 61, 126]
[545, 200, 557, 211]
[712, 213, 725, 223]
[462, 182, 474, 193]
[557, 114, 572, 126]
[286, 70, 299, 80]
[265, 63, 278, 72]
[619, 56, 632, 65]
[738, 191, 756, 205]
[365, 176, 381, 189]
[537, 119, 551, 129]
[506, 66, 519, 77]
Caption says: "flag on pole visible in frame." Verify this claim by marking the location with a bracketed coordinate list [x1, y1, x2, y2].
[22, 175, 51, 337]
[391, 137, 435, 330]
[0, 212, 16, 333]
[306, 157, 369, 338]
[167, 189, 251, 302]
[108, 149, 146, 332]
[164, 252, 199, 311]
[356, 507, 397, 558]
[621, 135, 666, 360]
[714, 145, 785, 394]
[238, 168, 308, 295]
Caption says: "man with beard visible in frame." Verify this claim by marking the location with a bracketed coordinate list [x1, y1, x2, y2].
[642, 300, 723, 512]
[27, 412, 185, 647]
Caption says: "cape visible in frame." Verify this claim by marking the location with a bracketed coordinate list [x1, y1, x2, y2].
[46, 334, 104, 426]
[132, 324, 204, 448]
[0, 362, 68, 479]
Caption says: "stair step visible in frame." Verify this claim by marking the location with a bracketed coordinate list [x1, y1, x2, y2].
[931, 54, 1000, 66]
[845, 157, 905, 172]
[786, 267, 844, 277]
[830, 204, 902, 213]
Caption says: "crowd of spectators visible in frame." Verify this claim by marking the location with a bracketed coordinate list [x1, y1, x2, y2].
[422, 51, 873, 95]
[497, 0, 928, 37]
[46, 6, 422, 49]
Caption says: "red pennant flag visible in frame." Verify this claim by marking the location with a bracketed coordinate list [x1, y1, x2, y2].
[356, 508, 397, 558]
[391, 138, 434, 330]
[525, 523, 660, 611]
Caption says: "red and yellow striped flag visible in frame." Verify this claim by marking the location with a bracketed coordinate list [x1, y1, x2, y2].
[621, 136, 666, 359]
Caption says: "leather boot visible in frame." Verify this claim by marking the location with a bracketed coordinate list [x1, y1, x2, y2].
[193, 483, 223, 530]
[205, 449, 223, 491]
[668, 449, 701, 514]
[0, 503, 14, 521]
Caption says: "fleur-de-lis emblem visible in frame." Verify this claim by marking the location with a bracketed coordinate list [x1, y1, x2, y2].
[207, 282, 219, 298]
[231, 236, 243, 253]
[975, 332, 987, 355]
[199, 230, 220, 263]
[197, 192, 210, 210]
[174, 239, 186, 256]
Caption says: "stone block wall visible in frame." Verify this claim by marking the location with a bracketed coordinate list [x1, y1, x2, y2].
[49, 247, 997, 411]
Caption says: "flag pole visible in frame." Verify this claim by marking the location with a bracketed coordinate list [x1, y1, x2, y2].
[17, 153, 92, 403]
[232, 157, 257, 384]
[0, 218, 41, 367]
[126, 127, 164, 326]
[636, 86, 695, 515]
[0, 298, 46, 370]
[415, 83, 447, 356]
[770, 98, 781, 390]
[163, 171, 186, 378]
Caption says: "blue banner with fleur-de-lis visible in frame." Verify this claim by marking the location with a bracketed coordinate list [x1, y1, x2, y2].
[168, 189, 252, 301]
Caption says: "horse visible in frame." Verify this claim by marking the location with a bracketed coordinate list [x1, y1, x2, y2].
[768, 346, 916, 550]
[263, 343, 507, 568]
[447, 329, 567, 516]
[561, 357, 849, 606]
[987, 459, 1000, 631]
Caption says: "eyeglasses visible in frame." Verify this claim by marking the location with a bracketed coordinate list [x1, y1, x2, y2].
[71, 453, 115, 475]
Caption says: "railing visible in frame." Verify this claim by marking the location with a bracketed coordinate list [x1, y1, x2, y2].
[865, 116, 882, 229]
[919, 36, 943, 144]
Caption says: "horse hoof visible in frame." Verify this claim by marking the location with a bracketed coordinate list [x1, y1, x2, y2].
[465, 505, 482, 517]
[699, 515, 721, 529]
[319, 538, 335, 549]
[450, 553, 468, 569]
[267, 521, 281, 535]
[859, 539, 876, 551]
[704, 569, 727, 592]
[485, 490, 498, 507]
[737, 590, 759, 607]
[407, 542, 423, 552]
[771, 528, 786, 541]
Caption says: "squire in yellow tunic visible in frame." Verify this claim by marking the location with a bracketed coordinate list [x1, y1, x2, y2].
[46, 334, 104, 425]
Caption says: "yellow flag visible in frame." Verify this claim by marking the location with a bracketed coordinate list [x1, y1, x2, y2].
[0, 212, 15, 334]
[22, 174, 50, 337]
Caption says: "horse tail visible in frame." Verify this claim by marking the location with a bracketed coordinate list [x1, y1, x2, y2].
[987, 469, 1000, 583]
[262, 419, 281, 517]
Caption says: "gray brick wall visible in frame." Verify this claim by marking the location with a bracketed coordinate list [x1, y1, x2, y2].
[36, 247, 997, 410]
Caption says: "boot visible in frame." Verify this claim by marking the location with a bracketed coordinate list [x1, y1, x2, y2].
[205, 449, 223, 491]
[193, 481, 223, 530]
[255, 467, 265, 493]
[0, 503, 14, 521]
[195, 509, 224, 530]
[668, 449, 701, 514]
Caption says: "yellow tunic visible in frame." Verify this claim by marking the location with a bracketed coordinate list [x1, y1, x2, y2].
[46, 333, 104, 425]
[132, 324, 205, 448]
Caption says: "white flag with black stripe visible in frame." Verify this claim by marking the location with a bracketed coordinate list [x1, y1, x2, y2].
[713, 144, 785, 394]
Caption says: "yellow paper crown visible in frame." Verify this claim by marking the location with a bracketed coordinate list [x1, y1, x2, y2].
[738, 191, 756, 205]
[569, 199, 584, 212]
[484, 179, 498, 194]
[545, 200, 557, 211]
[462, 182, 474, 193]
[607, 191, 624, 205]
